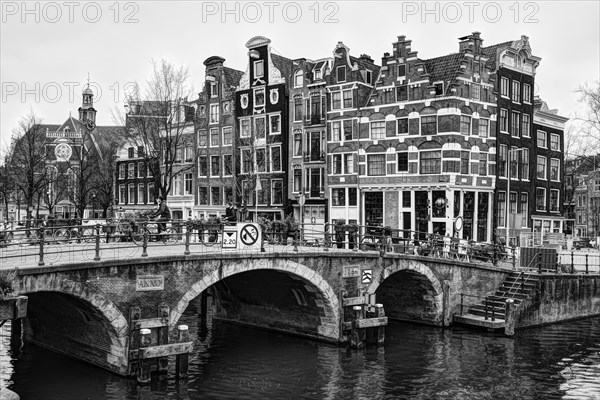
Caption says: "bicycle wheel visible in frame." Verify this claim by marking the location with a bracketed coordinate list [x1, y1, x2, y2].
[53, 228, 71, 244]
[81, 228, 96, 243]
[130, 228, 147, 246]
[163, 228, 181, 244]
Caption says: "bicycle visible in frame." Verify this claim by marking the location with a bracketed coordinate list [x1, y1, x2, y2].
[132, 217, 181, 245]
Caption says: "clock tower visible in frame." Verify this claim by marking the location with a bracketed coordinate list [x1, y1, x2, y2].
[78, 83, 96, 129]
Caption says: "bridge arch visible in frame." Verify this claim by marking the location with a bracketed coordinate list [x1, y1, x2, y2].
[15, 276, 129, 374]
[368, 260, 444, 325]
[171, 258, 340, 341]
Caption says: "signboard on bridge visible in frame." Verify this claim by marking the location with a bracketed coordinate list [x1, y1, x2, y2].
[343, 266, 360, 278]
[222, 227, 238, 249]
[136, 275, 165, 292]
[237, 223, 262, 251]
[361, 269, 372, 284]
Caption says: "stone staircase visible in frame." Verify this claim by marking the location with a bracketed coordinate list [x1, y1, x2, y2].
[453, 269, 539, 331]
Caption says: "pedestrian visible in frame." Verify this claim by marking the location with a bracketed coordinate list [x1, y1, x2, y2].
[225, 202, 237, 223]
[413, 233, 420, 255]
[150, 196, 171, 236]
[443, 233, 451, 258]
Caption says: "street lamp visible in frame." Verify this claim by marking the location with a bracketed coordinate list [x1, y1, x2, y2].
[506, 148, 525, 247]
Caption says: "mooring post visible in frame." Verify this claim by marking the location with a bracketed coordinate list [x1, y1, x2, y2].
[511, 246, 516, 270]
[350, 305, 364, 349]
[137, 328, 152, 384]
[504, 299, 515, 336]
[157, 304, 170, 373]
[537, 252, 542, 274]
[375, 303, 385, 345]
[176, 325, 190, 378]
[442, 280, 451, 328]
[94, 224, 101, 261]
[585, 254, 589, 274]
[38, 227, 45, 266]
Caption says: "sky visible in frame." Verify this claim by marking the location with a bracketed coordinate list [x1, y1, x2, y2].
[1, 0, 599, 157]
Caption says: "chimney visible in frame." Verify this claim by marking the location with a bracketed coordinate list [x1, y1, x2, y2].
[459, 32, 483, 53]
[359, 54, 373, 63]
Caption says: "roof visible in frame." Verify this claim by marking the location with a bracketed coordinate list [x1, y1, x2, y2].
[481, 40, 514, 70]
[222, 66, 244, 88]
[271, 53, 294, 81]
[422, 53, 464, 88]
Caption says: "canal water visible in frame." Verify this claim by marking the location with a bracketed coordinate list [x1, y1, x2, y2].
[1, 310, 600, 399]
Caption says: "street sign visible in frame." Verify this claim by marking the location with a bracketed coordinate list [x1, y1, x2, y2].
[361, 269, 372, 284]
[237, 223, 262, 250]
[222, 230, 237, 249]
[240, 224, 259, 246]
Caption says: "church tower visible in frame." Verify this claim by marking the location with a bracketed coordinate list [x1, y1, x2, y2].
[78, 82, 96, 129]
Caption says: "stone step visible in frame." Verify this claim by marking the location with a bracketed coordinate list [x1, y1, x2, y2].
[453, 313, 505, 330]
[493, 291, 528, 300]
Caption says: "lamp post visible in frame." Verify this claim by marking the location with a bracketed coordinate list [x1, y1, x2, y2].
[506, 148, 525, 247]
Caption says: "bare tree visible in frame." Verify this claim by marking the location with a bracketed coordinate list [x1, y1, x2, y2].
[572, 82, 600, 162]
[119, 59, 196, 201]
[8, 113, 48, 225]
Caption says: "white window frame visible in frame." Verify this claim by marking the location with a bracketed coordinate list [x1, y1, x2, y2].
[537, 130, 547, 148]
[500, 77, 509, 98]
[550, 134, 560, 151]
[337, 66, 346, 83]
[209, 127, 219, 147]
[294, 70, 303, 87]
[269, 114, 281, 135]
[536, 187, 546, 211]
[254, 87, 265, 107]
[184, 173, 193, 195]
[254, 60, 264, 78]
[210, 155, 220, 177]
[270, 145, 282, 172]
[222, 126, 233, 146]
[128, 184, 136, 204]
[240, 118, 251, 138]
[209, 104, 219, 124]
[523, 83, 531, 104]
[550, 158, 560, 181]
[370, 121, 386, 140]
[271, 179, 284, 205]
[537, 155, 547, 180]
[223, 154, 233, 177]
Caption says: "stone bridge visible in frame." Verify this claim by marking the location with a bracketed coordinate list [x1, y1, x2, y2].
[7, 247, 510, 375]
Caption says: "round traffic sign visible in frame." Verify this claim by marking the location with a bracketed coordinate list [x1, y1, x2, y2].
[240, 224, 259, 246]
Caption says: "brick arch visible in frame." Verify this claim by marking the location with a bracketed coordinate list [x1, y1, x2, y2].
[14, 276, 129, 373]
[170, 259, 340, 341]
[368, 261, 443, 296]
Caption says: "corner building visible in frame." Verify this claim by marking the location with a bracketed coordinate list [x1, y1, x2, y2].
[330, 33, 499, 241]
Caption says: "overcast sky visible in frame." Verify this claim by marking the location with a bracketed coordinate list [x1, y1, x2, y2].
[1, 0, 599, 157]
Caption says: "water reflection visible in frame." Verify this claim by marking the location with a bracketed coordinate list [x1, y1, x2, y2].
[2, 312, 600, 399]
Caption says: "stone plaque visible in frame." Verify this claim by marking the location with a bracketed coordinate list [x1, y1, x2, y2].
[343, 266, 360, 278]
[136, 275, 165, 292]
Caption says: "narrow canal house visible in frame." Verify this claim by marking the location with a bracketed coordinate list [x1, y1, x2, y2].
[235, 36, 294, 221]
[326, 42, 381, 228]
[531, 97, 568, 239]
[194, 56, 243, 220]
[330, 33, 498, 241]
[289, 56, 332, 231]
[484, 34, 566, 244]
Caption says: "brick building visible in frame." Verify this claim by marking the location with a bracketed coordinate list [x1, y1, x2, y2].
[235, 36, 293, 221]
[289, 56, 332, 230]
[195, 56, 243, 220]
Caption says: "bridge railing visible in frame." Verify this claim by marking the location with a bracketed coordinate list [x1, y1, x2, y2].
[0, 219, 549, 271]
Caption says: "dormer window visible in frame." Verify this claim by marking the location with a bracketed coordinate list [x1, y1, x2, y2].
[128, 147, 134, 158]
[365, 70, 372, 84]
[314, 68, 322, 80]
[254, 60, 264, 78]
[210, 82, 218, 98]
[434, 82, 444, 96]
[337, 66, 346, 83]
[294, 70, 303, 87]
[64, 128, 70, 133]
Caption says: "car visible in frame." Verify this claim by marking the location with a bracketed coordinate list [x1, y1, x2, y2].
[573, 239, 593, 250]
